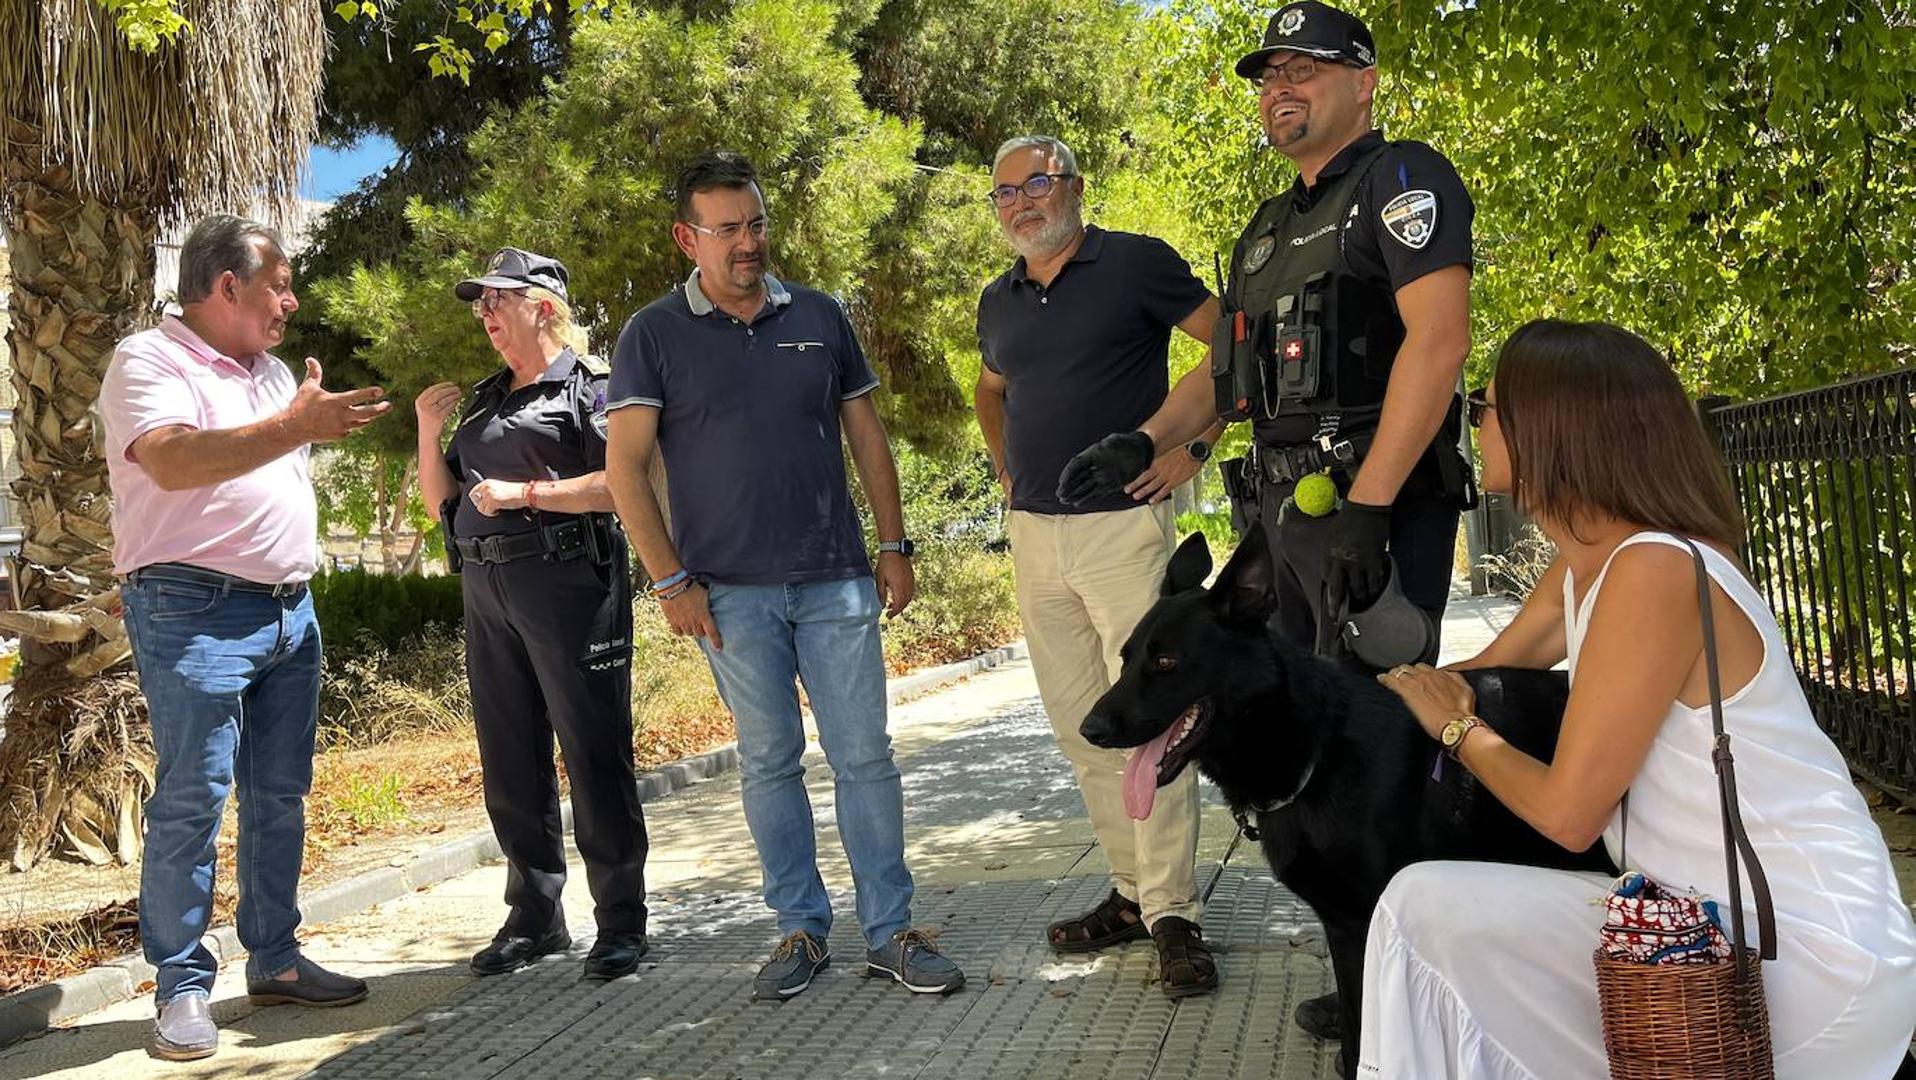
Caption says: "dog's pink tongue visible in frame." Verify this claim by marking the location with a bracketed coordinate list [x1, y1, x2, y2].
[1123, 726, 1179, 820]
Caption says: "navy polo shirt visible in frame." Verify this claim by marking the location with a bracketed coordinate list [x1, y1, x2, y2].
[607, 270, 879, 585]
[445, 347, 607, 539]
[977, 226, 1210, 514]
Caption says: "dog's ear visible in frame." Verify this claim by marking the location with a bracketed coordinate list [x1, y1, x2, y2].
[1210, 521, 1277, 626]
[1162, 532, 1213, 595]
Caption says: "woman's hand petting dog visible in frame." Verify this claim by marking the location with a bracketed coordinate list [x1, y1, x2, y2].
[1379, 664, 1477, 742]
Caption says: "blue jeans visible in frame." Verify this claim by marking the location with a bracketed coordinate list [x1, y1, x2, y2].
[699, 576, 913, 950]
[121, 564, 321, 1004]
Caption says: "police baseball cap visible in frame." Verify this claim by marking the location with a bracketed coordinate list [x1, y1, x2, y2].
[1338, 567, 1436, 670]
[1235, 1, 1378, 79]
[454, 247, 570, 303]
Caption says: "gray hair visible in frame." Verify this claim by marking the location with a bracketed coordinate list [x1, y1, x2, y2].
[992, 135, 1079, 176]
[177, 213, 286, 305]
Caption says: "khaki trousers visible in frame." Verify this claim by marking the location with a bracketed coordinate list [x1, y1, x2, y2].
[1008, 502, 1200, 927]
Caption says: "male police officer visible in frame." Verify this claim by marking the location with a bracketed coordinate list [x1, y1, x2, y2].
[1056, 0, 1475, 1043]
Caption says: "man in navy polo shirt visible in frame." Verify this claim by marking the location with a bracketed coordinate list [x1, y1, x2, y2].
[604, 151, 963, 1002]
[975, 135, 1225, 997]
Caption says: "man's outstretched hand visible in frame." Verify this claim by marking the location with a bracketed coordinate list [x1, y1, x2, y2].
[1056, 431, 1154, 506]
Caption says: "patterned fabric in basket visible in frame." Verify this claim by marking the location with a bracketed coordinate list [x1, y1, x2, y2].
[1599, 872, 1733, 965]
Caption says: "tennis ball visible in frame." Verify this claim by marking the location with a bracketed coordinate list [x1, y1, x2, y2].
[1293, 471, 1338, 517]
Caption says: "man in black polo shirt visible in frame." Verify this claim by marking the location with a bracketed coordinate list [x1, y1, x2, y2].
[975, 135, 1225, 998]
[604, 151, 963, 1003]
[1057, 0, 1476, 1046]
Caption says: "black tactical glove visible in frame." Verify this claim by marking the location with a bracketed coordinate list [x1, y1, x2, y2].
[1323, 500, 1393, 617]
[1056, 431, 1155, 507]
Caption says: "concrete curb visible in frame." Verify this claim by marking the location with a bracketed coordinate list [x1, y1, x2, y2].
[0, 639, 1025, 1047]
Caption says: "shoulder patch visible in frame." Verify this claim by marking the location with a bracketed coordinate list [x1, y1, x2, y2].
[1379, 190, 1438, 251]
[589, 386, 609, 438]
[577, 353, 611, 376]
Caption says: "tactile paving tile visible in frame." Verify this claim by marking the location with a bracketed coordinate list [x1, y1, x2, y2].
[303, 691, 1344, 1080]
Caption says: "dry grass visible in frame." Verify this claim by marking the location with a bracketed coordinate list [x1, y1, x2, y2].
[0, 572, 1012, 991]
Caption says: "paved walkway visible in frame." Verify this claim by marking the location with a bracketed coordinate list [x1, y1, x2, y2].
[0, 592, 1522, 1080]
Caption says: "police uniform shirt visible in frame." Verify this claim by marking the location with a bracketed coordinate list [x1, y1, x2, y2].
[445, 347, 609, 539]
[1264, 128, 1474, 295]
[1232, 128, 1474, 447]
[976, 226, 1211, 515]
[605, 270, 879, 587]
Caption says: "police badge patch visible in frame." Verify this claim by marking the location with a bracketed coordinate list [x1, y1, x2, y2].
[1242, 233, 1278, 275]
[1277, 6, 1305, 35]
[1380, 189, 1438, 251]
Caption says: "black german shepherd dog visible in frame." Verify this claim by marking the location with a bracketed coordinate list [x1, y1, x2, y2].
[1081, 525, 1613, 1075]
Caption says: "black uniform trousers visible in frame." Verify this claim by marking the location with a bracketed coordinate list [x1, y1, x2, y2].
[1257, 467, 1459, 674]
[461, 536, 649, 938]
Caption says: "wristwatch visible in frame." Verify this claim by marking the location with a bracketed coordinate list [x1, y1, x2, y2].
[1186, 438, 1212, 462]
[1440, 714, 1486, 759]
[877, 538, 916, 558]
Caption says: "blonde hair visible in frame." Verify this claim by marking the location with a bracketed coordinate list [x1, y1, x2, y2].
[525, 286, 590, 353]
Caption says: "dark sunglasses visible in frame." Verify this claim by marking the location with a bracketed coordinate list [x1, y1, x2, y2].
[1465, 387, 1496, 428]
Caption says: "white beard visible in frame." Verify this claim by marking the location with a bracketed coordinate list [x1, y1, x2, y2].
[1003, 203, 1083, 261]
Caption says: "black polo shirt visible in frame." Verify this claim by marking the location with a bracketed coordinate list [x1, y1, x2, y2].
[976, 226, 1210, 515]
[607, 271, 879, 586]
[445, 347, 607, 539]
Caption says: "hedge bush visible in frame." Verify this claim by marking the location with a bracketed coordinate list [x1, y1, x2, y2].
[310, 569, 464, 655]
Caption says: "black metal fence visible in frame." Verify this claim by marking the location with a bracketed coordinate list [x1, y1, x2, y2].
[1703, 370, 1916, 803]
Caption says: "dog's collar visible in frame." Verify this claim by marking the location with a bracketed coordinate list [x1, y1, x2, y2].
[1250, 758, 1317, 814]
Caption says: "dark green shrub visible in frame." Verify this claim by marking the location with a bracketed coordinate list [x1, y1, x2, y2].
[310, 569, 465, 658]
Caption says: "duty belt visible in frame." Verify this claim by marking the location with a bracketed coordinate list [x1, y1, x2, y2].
[453, 519, 588, 565]
[1256, 432, 1374, 486]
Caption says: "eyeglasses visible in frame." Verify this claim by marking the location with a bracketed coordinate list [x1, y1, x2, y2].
[1465, 387, 1496, 428]
[1254, 54, 1340, 92]
[470, 288, 526, 319]
[685, 216, 771, 243]
[988, 173, 1076, 208]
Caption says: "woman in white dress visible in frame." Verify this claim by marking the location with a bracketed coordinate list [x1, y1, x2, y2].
[1358, 319, 1916, 1079]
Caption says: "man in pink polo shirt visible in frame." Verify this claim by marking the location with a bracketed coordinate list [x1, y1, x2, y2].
[100, 214, 388, 1061]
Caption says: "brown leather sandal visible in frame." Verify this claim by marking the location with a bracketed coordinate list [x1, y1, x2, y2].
[1151, 915, 1219, 998]
[1046, 889, 1147, 953]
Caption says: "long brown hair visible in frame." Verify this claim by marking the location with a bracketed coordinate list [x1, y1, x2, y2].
[1493, 319, 1744, 547]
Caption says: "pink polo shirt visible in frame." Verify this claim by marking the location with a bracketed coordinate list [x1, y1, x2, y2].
[100, 316, 317, 584]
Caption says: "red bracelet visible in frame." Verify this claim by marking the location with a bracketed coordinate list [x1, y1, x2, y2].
[524, 480, 539, 510]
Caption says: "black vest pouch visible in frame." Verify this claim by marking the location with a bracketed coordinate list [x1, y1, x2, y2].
[1211, 308, 1260, 422]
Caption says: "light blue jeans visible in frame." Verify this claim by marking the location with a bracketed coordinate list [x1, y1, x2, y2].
[698, 576, 913, 950]
[121, 564, 320, 1004]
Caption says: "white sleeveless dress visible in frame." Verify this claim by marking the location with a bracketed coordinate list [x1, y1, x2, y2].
[1356, 531, 1916, 1078]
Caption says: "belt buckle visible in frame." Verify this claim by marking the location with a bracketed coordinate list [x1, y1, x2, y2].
[478, 536, 505, 563]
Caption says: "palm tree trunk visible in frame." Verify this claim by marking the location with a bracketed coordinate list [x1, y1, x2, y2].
[0, 116, 158, 869]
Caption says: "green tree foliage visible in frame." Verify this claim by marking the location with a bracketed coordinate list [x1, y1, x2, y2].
[1147, 0, 1916, 397]
[318, 0, 920, 455]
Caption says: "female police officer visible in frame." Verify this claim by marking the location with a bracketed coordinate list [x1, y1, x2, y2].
[416, 248, 650, 980]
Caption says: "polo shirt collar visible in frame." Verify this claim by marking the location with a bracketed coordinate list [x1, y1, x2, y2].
[160, 314, 262, 374]
[682, 267, 792, 318]
[1291, 128, 1386, 202]
[1008, 224, 1106, 286]
[473, 346, 577, 398]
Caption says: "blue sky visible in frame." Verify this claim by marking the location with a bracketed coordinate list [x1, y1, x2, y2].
[304, 136, 399, 202]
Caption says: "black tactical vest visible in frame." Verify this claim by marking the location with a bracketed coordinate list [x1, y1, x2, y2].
[1227, 143, 1405, 448]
